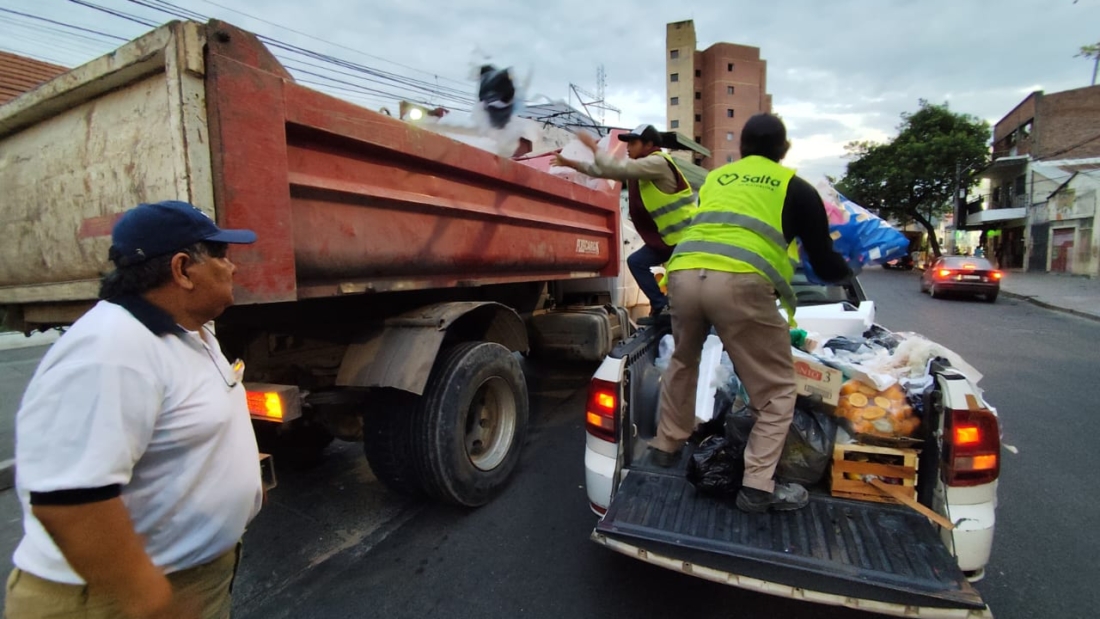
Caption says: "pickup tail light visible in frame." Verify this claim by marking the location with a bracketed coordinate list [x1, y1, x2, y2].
[944, 405, 1000, 487]
[585, 379, 619, 443]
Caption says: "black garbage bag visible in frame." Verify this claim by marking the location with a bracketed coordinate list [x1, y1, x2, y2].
[686, 404, 753, 497]
[776, 403, 837, 486]
[477, 65, 516, 129]
[686, 435, 745, 497]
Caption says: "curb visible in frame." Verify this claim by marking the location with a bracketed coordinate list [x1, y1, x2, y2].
[0, 459, 14, 492]
[1000, 290, 1100, 323]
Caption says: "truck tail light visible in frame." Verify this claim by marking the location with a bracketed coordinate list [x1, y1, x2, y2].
[585, 379, 619, 443]
[944, 406, 1000, 487]
[244, 383, 302, 423]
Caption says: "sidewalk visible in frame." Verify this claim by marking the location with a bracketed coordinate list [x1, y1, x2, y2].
[999, 271, 1100, 321]
[0, 330, 61, 352]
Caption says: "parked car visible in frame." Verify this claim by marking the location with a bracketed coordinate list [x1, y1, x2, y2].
[920, 256, 1002, 302]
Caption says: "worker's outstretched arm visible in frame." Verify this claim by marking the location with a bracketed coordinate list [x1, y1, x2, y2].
[784, 176, 851, 282]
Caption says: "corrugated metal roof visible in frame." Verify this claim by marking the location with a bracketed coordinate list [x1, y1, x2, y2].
[0, 51, 68, 105]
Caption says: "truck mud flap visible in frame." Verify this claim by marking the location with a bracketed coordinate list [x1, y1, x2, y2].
[595, 472, 985, 612]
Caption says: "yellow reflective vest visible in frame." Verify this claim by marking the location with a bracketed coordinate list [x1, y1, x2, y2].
[638, 152, 697, 246]
[667, 155, 798, 316]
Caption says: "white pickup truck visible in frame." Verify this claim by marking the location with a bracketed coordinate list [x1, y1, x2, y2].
[583, 272, 999, 618]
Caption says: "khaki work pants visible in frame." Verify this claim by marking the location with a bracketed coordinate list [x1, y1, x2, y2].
[654, 269, 796, 493]
[4, 544, 241, 619]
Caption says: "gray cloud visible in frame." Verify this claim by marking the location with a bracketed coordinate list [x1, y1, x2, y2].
[6, 0, 1098, 179]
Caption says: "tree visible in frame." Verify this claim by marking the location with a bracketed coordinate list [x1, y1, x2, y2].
[836, 101, 990, 257]
[1076, 42, 1100, 86]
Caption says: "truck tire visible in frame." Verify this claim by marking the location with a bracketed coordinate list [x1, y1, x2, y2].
[411, 341, 529, 507]
[362, 390, 425, 498]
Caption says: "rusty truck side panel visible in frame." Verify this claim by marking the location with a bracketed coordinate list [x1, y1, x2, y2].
[0, 20, 619, 318]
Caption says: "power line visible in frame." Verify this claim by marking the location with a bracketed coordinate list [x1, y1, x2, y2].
[0, 7, 129, 42]
[193, 0, 468, 89]
[65, 0, 159, 28]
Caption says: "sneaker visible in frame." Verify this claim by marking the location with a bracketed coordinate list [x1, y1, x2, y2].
[646, 446, 679, 468]
[735, 482, 810, 513]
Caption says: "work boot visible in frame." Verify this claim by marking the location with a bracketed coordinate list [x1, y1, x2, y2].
[645, 446, 679, 468]
[735, 482, 810, 513]
[637, 305, 669, 326]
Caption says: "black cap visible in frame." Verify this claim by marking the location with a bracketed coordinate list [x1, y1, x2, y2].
[741, 114, 787, 142]
[618, 124, 662, 145]
[109, 200, 257, 267]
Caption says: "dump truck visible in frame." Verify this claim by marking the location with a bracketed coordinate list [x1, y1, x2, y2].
[0, 19, 632, 506]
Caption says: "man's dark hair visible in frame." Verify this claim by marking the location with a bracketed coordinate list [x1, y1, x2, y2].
[98, 241, 227, 300]
[739, 114, 789, 162]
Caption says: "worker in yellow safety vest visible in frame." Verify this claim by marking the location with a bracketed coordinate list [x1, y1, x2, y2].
[554, 124, 695, 320]
[648, 114, 851, 512]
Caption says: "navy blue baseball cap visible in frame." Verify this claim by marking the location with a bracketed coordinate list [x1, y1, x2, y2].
[109, 200, 256, 267]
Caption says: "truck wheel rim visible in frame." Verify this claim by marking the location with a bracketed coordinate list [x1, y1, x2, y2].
[464, 376, 516, 471]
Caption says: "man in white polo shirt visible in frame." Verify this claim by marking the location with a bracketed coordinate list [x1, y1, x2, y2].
[6, 201, 264, 619]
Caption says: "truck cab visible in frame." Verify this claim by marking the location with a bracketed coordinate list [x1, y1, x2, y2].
[583, 273, 999, 618]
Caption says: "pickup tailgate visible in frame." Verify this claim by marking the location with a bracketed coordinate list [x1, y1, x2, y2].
[595, 470, 987, 616]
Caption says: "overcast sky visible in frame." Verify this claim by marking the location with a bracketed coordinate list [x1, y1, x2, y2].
[3, 0, 1098, 180]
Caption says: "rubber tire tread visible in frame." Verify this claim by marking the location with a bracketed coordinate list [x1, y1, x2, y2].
[410, 341, 529, 507]
[362, 390, 426, 498]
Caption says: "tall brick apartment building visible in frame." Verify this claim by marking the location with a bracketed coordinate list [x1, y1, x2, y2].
[665, 20, 772, 169]
[968, 84, 1100, 275]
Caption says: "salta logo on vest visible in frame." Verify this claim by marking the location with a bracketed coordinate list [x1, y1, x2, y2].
[715, 173, 782, 189]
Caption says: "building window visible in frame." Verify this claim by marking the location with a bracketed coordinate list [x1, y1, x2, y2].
[670, 97, 679, 106]
[695, 135, 702, 143]
[695, 91, 701, 100]
[1015, 174, 1026, 196]
[695, 69, 701, 77]
[1021, 120, 1033, 139]
[694, 114, 702, 122]
[726, 108, 735, 118]
[671, 120, 680, 129]
[670, 73, 679, 82]
[728, 63, 735, 71]
[694, 157, 703, 166]
[726, 131, 734, 141]
[727, 155, 733, 163]
[727, 86, 735, 95]
[670, 49, 680, 60]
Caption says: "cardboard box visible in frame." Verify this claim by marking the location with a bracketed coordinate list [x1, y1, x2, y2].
[792, 352, 843, 406]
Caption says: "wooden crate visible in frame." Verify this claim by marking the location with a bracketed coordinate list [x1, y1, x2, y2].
[830, 443, 919, 505]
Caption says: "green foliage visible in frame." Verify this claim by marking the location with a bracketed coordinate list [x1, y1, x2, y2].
[836, 101, 990, 256]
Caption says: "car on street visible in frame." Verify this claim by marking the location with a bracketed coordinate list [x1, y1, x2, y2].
[920, 256, 1002, 302]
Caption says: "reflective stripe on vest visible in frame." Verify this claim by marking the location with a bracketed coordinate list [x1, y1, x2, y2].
[638, 152, 696, 246]
[688, 211, 788, 250]
[675, 241, 798, 313]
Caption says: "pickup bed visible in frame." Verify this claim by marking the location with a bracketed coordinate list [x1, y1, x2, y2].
[583, 277, 999, 618]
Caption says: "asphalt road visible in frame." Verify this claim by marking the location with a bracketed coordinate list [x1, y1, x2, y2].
[0, 268, 1096, 618]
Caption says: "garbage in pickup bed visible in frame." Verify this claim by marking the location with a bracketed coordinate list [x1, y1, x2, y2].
[798, 180, 910, 283]
[776, 402, 838, 485]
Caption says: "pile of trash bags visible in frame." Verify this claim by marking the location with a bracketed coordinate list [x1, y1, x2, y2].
[687, 397, 838, 498]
